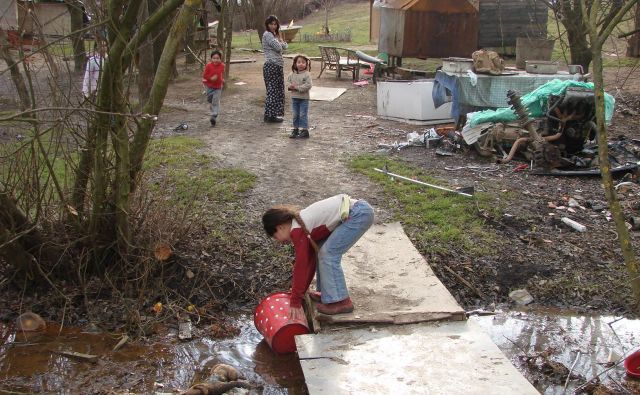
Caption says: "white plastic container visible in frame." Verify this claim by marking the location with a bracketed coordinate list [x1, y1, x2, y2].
[377, 80, 452, 123]
[442, 57, 474, 74]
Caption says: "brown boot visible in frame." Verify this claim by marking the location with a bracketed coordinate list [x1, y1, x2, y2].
[316, 297, 354, 315]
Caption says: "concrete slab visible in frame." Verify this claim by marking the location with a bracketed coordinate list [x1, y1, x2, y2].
[313, 222, 465, 326]
[296, 320, 539, 395]
[310, 86, 347, 101]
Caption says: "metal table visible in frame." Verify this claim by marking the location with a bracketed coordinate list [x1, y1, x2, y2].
[433, 69, 581, 120]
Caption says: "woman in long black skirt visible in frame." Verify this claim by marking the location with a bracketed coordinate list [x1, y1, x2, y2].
[262, 15, 288, 123]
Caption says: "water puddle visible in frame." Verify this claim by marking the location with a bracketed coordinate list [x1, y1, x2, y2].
[471, 308, 640, 394]
[0, 318, 305, 394]
[1, 309, 639, 393]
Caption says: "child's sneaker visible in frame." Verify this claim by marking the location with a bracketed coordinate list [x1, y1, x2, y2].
[210, 118, 216, 127]
[289, 128, 299, 138]
[299, 129, 309, 138]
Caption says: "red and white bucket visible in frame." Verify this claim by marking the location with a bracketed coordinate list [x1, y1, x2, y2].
[254, 291, 309, 354]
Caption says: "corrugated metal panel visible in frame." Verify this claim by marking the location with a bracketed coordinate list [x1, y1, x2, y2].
[378, 7, 405, 57]
[403, 11, 478, 58]
[478, 0, 548, 49]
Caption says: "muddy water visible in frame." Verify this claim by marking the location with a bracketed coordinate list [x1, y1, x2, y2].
[1, 310, 638, 394]
[0, 318, 305, 394]
[471, 308, 640, 394]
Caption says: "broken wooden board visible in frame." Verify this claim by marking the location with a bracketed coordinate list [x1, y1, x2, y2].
[296, 320, 539, 395]
[311, 222, 465, 326]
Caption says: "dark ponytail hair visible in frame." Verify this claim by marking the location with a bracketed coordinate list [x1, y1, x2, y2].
[262, 205, 312, 237]
[264, 15, 280, 36]
[291, 54, 311, 73]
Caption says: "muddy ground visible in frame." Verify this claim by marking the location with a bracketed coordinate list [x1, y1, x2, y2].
[158, 58, 640, 317]
[1, 52, 640, 393]
[1, 53, 639, 324]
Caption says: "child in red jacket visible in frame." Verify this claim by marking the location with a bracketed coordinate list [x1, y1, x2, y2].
[262, 194, 374, 320]
[202, 50, 225, 127]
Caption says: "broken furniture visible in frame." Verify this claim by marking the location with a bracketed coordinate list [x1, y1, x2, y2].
[354, 50, 390, 83]
[317, 46, 363, 81]
[432, 69, 583, 124]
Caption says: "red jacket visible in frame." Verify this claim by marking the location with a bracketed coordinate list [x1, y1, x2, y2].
[288, 194, 355, 307]
[202, 62, 224, 89]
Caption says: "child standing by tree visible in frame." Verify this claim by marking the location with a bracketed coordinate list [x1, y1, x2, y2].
[82, 41, 107, 99]
[286, 55, 312, 138]
[202, 50, 225, 127]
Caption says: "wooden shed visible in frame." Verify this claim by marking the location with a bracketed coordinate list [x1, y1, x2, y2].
[372, 0, 479, 59]
[0, 0, 72, 37]
[478, 0, 548, 54]
[370, 0, 549, 58]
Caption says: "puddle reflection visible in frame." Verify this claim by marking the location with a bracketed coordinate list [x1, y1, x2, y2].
[3, 309, 639, 394]
[0, 318, 305, 394]
[471, 308, 640, 394]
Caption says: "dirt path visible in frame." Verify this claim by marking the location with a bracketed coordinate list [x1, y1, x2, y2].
[161, 60, 392, 221]
[158, 59, 640, 316]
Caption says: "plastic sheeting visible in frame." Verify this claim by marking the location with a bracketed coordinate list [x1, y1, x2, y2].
[468, 79, 615, 127]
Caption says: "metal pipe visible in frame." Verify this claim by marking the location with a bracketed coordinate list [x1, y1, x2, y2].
[544, 132, 563, 142]
[497, 137, 530, 164]
[373, 168, 473, 198]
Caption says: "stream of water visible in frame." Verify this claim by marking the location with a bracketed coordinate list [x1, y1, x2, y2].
[1, 309, 638, 394]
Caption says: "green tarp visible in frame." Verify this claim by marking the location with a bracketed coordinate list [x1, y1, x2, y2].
[468, 79, 615, 127]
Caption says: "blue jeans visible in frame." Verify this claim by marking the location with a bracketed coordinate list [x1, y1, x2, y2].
[291, 98, 309, 129]
[207, 87, 222, 120]
[316, 200, 374, 303]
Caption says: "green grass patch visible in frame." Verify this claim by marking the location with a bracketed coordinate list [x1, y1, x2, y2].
[233, 2, 372, 57]
[144, 136, 256, 208]
[349, 154, 499, 255]
[0, 131, 77, 196]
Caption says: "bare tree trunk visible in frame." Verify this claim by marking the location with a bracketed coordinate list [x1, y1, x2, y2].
[582, 0, 640, 311]
[224, 2, 233, 78]
[137, 0, 155, 105]
[130, 0, 205, 189]
[0, 28, 32, 110]
[72, 0, 185, 223]
[324, 3, 330, 34]
[90, 1, 145, 248]
[185, 15, 197, 64]
[217, 0, 225, 50]
[560, 1, 592, 73]
[0, 190, 51, 282]
[240, 0, 266, 42]
[66, 0, 87, 72]
[627, 4, 640, 57]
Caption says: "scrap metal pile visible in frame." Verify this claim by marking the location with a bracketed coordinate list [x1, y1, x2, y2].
[462, 86, 638, 175]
